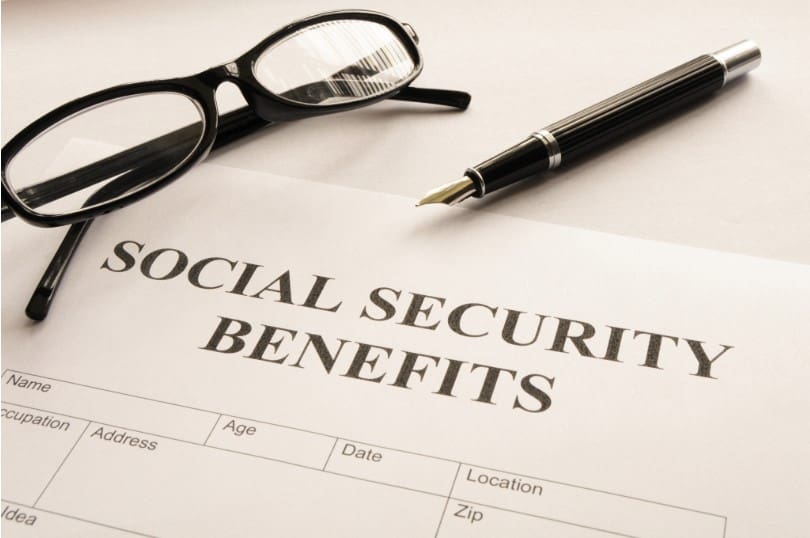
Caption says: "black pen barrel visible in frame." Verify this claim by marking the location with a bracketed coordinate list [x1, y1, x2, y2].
[545, 55, 723, 161]
[469, 40, 760, 197]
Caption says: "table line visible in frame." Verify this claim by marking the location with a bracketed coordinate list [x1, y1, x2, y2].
[2, 401, 204, 446]
[2, 400, 322, 472]
[2, 397, 726, 525]
[3, 369, 727, 523]
[434, 463, 461, 538]
[1, 370, 218, 420]
[33, 422, 89, 508]
[200, 440, 453, 499]
[0, 399, 676, 538]
[202, 414, 222, 445]
[449, 496, 641, 538]
[323, 470, 448, 499]
[2, 498, 155, 537]
[322, 437, 339, 470]
[467, 462, 728, 519]
[337, 435, 457, 465]
[2, 400, 447, 497]
[2, 369, 334, 442]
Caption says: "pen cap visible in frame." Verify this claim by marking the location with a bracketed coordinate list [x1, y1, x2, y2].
[711, 40, 761, 85]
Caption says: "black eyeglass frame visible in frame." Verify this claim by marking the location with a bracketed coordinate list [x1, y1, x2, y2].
[2, 9, 470, 322]
[1, 9, 439, 228]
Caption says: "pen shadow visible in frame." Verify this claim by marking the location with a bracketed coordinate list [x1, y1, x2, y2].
[457, 77, 753, 213]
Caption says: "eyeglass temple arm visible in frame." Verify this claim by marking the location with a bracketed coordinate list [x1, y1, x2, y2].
[391, 87, 471, 109]
[25, 159, 175, 320]
[279, 78, 470, 109]
[22, 105, 271, 320]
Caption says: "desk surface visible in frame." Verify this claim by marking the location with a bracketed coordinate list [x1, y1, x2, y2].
[3, 0, 808, 264]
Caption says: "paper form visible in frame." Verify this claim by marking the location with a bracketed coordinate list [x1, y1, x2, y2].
[2, 148, 809, 537]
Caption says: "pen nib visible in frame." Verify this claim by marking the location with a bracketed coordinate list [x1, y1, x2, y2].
[416, 177, 476, 206]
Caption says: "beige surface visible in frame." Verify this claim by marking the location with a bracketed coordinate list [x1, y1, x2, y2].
[2, 0, 809, 263]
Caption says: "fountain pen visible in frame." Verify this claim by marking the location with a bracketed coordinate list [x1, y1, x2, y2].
[418, 40, 761, 206]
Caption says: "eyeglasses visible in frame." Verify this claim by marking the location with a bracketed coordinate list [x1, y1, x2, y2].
[1, 10, 470, 321]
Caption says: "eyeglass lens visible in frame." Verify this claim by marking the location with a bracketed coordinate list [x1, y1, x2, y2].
[254, 19, 417, 105]
[5, 92, 205, 217]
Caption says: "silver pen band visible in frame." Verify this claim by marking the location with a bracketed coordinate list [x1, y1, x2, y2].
[465, 167, 487, 196]
[531, 129, 562, 169]
[710, 40, 761, 86]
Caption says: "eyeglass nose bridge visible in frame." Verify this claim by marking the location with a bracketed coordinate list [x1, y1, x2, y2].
[197, 61, 242, 88]
[223, 62, 240, 78]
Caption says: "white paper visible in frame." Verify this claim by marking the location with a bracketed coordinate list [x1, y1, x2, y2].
[2, 152, 809, 537]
